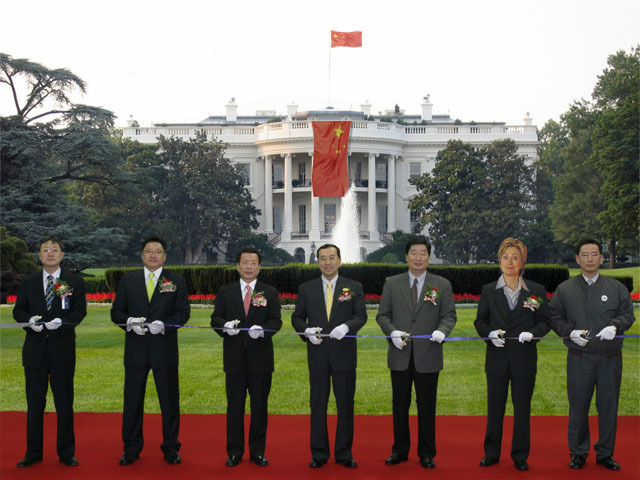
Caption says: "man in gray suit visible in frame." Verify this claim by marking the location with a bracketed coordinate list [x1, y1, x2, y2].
[376, 237, 457, 469]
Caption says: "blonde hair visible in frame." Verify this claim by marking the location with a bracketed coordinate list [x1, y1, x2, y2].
[497, 237, 529, 290]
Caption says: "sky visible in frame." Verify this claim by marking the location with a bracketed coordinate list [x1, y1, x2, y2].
[1, 0, 638, 128]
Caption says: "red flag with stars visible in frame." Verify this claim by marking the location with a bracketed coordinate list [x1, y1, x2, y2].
[312, 121, 351, 197]
[331, 30, 362, 48]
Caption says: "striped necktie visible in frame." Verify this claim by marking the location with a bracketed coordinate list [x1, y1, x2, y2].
[45, 275, 55, 310]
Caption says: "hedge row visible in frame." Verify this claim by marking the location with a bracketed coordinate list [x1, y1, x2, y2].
[101, 264, 618, 296]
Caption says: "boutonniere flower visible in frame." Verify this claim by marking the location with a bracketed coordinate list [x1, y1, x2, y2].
[424, 285, 441, 305]
[159, 278, 177, 293]
[54, 281, 73, 298]
[338, 287, 353, 302]
[252, 291, 267, 307]
[523, 295, 544, 311]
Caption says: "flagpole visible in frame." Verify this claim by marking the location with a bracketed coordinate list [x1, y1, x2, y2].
[328, 39, 331, 108]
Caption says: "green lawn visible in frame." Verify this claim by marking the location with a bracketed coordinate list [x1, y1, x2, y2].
[1, 306, 638, 416]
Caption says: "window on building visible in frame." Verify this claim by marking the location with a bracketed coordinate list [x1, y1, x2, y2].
[356, 205, 362, 226]
[409, 162, 422, 180]
[298, 163, 306, 186]
[272, 163, 284, 188]
[299, 204, 307, 234]
[324, 203, 336, 233]
[376, 161, 388, 188]
[377, 205, 388, 233]
[294, 247, 305, 263]
[354, 161, 362, 185]
[237, 163, 251, 185]
[273, 206, 283, 234]
[410, 210, 421, 234]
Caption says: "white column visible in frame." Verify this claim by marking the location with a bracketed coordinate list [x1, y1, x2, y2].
[282, 153, 293, 241]
[387, 155, 396, 232]
[264, 156, 273, 233]
[368, 153, 379, 241]
[309, 153, 321, 241]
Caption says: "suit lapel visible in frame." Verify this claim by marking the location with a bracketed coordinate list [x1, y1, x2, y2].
[37, 270, 48, 311]
[136, 270, 151, 304]
[399, 273, 414, 313]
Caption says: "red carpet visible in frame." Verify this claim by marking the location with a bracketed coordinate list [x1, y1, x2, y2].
[1, 412, 638, 479]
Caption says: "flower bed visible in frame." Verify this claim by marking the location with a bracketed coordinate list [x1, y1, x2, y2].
[5, 292, 640, 305]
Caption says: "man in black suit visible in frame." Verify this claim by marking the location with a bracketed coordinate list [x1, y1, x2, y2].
[291, 243, 367, 469]
[111, 236, 190, 466]
[13, 236, 86, 468]
[211, 247, 282, 467]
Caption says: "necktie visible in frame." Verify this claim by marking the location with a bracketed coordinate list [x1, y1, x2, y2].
[45, 275, 55, 311]
[411, 278, 418, 311]
[244, 284, 252, 316]
[326, 281, 333, 319]
[146, 272, 155, 301]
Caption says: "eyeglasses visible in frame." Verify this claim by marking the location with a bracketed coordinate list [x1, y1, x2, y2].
[143, 249, 165, 255]
[40, 248, 61, 253]
[579, 252, 601, 258]
[240, 261, 259, 267]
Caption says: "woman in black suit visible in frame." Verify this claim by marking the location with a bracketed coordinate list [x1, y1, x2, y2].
[474, 237, 550, 472]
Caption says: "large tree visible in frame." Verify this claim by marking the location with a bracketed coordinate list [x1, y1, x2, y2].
[409, 139, 534, 263]
[591, 46, 640, 264]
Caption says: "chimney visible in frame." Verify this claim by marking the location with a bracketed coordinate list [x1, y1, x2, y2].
[287, 103, 298, 119]
[225, 98, 238, 122]
[361, 101, 371, 116]
[421, 94, 433, 122]
[523, 112, 533, 125]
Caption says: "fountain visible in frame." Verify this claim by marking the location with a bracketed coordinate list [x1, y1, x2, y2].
[332, 184, 361, 263]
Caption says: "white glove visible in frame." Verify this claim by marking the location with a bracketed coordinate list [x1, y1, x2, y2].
[223, 320, 240, 336]
[329, 324, 349, 340]
[305, 327, 322, 345]
[430, 330, 445, 343]
[595, 325, 617, 341]
[570, 329, 589, 347]
[488, 329, 505, 347]
[248, 325, 264, 339]
[45, 317, 62, 330]
[518, 332, 534, 343]
[390, 330, 407, 350]
[147, 320, 165, 335]
[127, 317, 146, 335]
[28, 316, 43, 332]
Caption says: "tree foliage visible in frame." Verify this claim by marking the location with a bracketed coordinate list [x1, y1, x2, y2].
[548, 46, 639, 265]
[366, 230, 420, 263]
[409, 139, 533, 263]
[224, 233, 294, 266]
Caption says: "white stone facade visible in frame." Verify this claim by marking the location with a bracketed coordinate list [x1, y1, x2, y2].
[122, 99, 538, 263]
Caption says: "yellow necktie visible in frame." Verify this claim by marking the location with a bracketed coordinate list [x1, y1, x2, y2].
[326, 281, 333, 319]
[146, 272, 155, 301]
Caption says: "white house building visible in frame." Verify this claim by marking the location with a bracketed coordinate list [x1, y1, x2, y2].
[121, 97, 538, 263]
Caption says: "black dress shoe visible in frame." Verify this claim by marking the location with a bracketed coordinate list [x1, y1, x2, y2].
[385, 453, 408, 465]
[420, 456, 436, 469]
[164, 450, 181, 465]
[515, 460, 529, 471]
[309, 458, 326, 468]
[569, 454, 586, 469]
[119, 452, 139, 466]
[17, 457, 42, 468]
[338, 458, 358, 468]
[480, 456, 499, 467]
[569, 455, 587, 470]
[60, 456, 79, 467]
[251, 455, 269, 466]
[225, 455, 242, 467]
[596, 457, 621, 470]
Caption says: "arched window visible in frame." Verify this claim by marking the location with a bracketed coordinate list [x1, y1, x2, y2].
[294, 247, 305, 263]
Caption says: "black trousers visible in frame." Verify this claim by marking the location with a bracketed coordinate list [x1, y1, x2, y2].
[390, 355, 439, 459]
[484, 372, 536, 462]
[24, 362, 75, 460]
[122, 365, 181, 454]
[567, 352, 622, 460]
[308, 367, 356, 462]
[225, 367, 272, 458]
